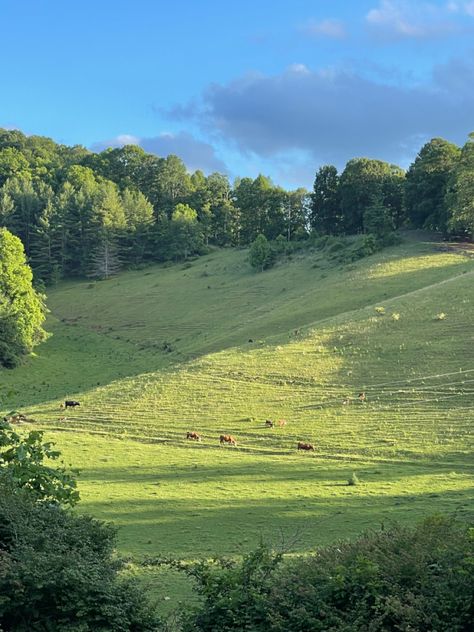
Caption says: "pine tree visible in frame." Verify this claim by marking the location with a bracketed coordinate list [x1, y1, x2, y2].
[87, 236, 121, 280]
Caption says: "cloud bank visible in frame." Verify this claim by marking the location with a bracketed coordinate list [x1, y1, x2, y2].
[166, 57, 474, 168]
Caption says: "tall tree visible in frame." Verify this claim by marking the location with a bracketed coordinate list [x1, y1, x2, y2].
[235, 175, 275, 243]
[0, 228, 48, 367]
[147, 154, 192, 217]
[29, 196, 63, 285]
[310, 165, 341, 234]
[285, 188, 309, 241]
[446, 132, 474, 237]
[340, 158, 404, 234]
[166, 203, 203, 260]
[0, 147, 30, 187]
[120, 188, 154, 265]
[405, 138, 460, 232]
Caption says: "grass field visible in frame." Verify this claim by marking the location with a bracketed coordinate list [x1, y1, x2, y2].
[1, 236, 473, 612]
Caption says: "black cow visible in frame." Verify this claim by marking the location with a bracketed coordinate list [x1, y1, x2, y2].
[65, 400, 81, 409]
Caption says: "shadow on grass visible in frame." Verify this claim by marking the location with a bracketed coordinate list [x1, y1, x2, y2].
[78, 486, 474, 559]
[2, 244, 473, 413]
[77, 458, 474, 485]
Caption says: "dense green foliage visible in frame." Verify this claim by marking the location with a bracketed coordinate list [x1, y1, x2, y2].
[405, 138, 461, 232]
[0, 419, 79, 506]
[447, 133, 474, 238]
[184, 517, 474, 632]
[0, 419, 159, 631]
[0, 228, 48, 367]
[249, 233, 273, 271]
[310, 135, 473, 238]
[0, 490, 160, 631]
[0, 128, 473, 290]
[0, 129, 309, 283]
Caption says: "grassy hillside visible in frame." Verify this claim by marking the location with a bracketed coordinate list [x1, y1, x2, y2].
[1, 237, 473, 610]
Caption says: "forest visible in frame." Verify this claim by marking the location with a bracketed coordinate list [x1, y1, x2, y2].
[0, 128, 473, 288]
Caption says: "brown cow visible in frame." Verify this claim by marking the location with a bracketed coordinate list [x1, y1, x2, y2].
[297, 442, 314, 451]
[220, 434, 237, 446]
[186, 431, 201, 441]
[277, 419, 287, 427]
[265, 419, 274, 428]
[358, 392, 366, 402]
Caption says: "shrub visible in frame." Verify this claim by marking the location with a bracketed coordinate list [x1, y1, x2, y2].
[375, 306, 386, 315]
[391, 312, 401, 321]
[0, 419, 160, 631]
[347, 472, 360, 485]
[184, 517, 474, 632]
[0, 489, 160, 631]
[435, 312, 447, 320]
[249, 234, 274, 271]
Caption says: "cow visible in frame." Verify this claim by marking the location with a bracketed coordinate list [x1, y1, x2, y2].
[342, 398, 352, 405]
[186, 431, 201, 441]
[358, 392, 366, 402]
[277, 419, 287, 427]
[297, 442, 315, 451]
[220, 434, 237, 446]
[265, 419, 274, 428]
[65, 400, 81, 409]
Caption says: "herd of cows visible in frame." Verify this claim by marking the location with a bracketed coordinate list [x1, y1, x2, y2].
[186, 423, 317, 450]
[60, 401, 317, 451]
[58, 396, 365, 452]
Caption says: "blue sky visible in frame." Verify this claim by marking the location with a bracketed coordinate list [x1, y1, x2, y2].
[1, 0, 473, 187]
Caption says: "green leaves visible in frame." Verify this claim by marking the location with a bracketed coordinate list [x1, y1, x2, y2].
[0, 420, 79, 506]
[249, 233, 273, 271]
[0, 228, 48, 367]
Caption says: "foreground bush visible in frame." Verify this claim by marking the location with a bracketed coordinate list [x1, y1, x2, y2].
[0, 490, 160, 631]
[0, 419, 159, 631]
[184, 517, 474, 632]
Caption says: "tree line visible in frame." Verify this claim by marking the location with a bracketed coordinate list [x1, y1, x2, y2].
[310, 135, 474, 239]
[0, 129, 473, 286]
[0, 129, 308, 284]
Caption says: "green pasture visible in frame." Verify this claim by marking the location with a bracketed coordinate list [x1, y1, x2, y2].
[1, 238, 474, 611]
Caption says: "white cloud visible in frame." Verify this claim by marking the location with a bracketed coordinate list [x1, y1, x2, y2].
[287, 63, 310, 75]
[366, 1, 423, 36]
[366, 0, 462, 39]
[302, 18, 346, 39]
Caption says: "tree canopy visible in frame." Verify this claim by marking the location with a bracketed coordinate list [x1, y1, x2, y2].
[0, 127, 473, 287]
[0, 228, 48, 367]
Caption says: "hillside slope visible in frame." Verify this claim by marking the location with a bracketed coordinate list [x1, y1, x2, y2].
[1, 239, 473, 583]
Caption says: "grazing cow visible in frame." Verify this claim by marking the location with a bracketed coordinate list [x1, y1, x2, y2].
[297, 442, 315, 451]
[358, 392, 366, 402]
[220, 434, 237, 446]
[277, 419, 287, 427]
[186, 431, 201, 441]
[342, 398, 352, 405]
[265, 419, 274, 428]
[65, 400, 81, 409]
